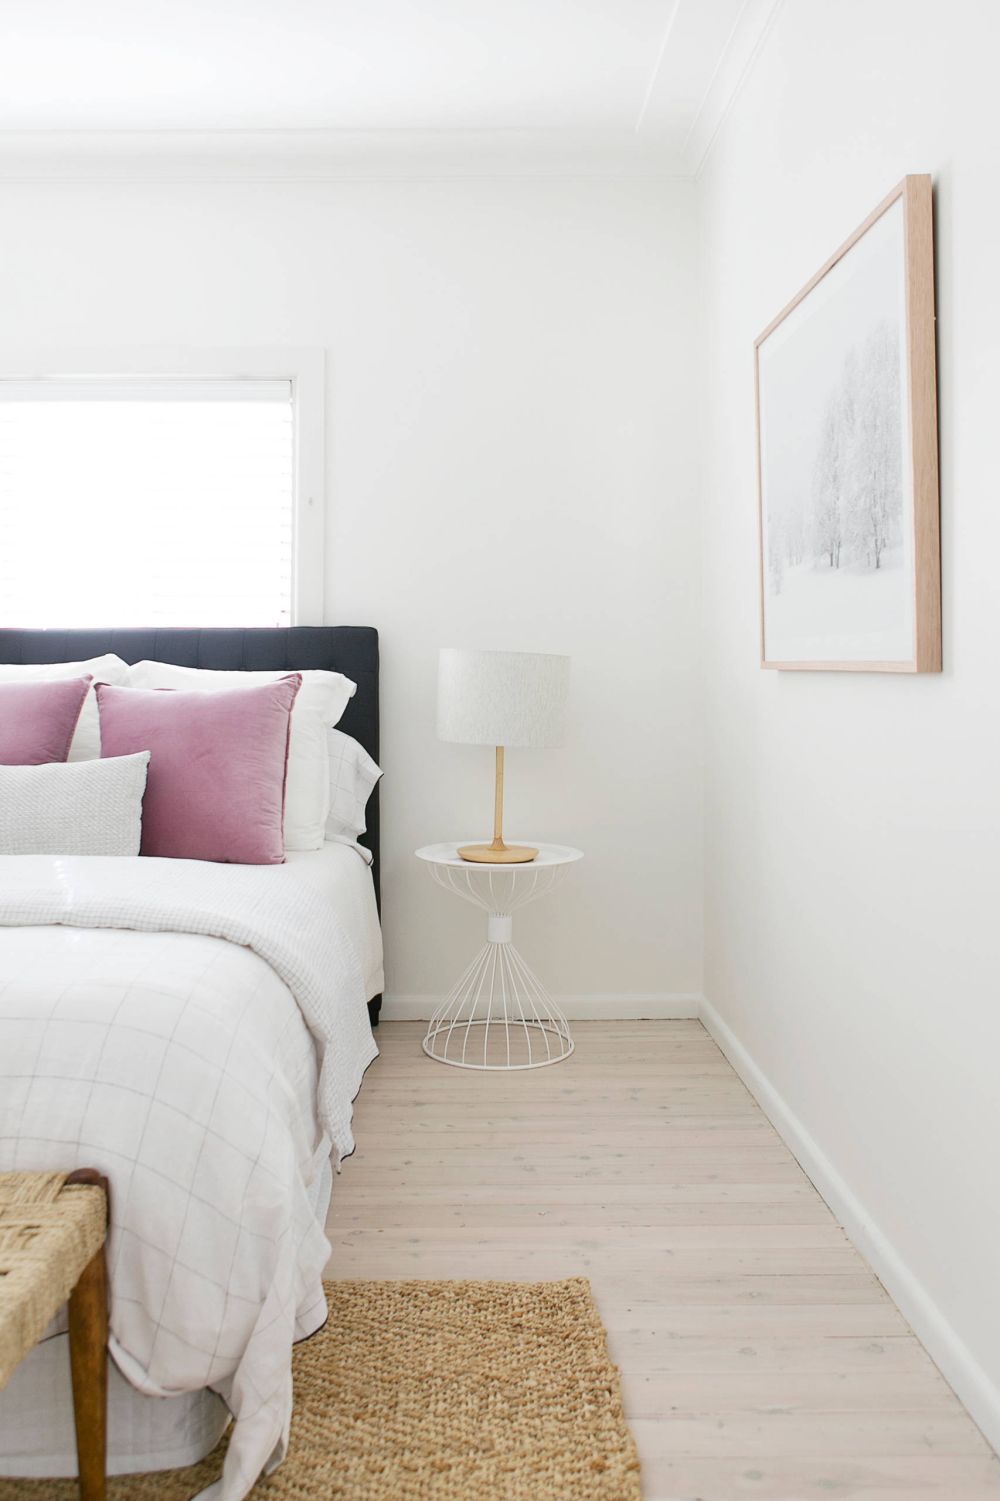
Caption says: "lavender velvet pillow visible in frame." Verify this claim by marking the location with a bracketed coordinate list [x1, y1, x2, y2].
[0, 676, 92, 765]
[95, 675, 302, 864]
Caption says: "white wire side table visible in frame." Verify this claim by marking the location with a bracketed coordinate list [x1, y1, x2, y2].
[416, 843, 583, 1071]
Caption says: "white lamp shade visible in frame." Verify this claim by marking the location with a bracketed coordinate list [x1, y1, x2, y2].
[437, 648, 569, 749]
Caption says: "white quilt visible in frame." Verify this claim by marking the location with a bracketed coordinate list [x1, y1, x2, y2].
[0, 852, 379, 1501]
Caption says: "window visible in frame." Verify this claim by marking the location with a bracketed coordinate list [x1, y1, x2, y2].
[0, 372, 317, 628]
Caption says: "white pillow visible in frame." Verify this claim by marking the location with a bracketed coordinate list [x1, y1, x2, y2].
[0, 752, 150, 856]
[0, 654, 128, 761]
[124, 660, 356, 851]
[326, 728, 381, 858]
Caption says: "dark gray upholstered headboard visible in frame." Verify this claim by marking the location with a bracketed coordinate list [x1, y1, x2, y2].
[0, 625, 381, 918]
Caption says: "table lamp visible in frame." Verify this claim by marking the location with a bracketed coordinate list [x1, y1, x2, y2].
[437, 647, 570, 864]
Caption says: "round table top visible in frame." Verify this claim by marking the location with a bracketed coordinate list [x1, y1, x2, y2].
[416, 842, 583, 869]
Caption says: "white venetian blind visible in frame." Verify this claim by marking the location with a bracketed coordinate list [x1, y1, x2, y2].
[0, 378, 294, 628]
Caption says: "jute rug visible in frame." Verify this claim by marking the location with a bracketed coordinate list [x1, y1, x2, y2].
[0, 1278, 641, 1499]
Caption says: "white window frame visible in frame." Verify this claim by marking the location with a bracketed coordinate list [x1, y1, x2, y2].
[0, 346, 325, 625]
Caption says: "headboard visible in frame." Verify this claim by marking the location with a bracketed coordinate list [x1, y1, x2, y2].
[0, 625, 381, 915]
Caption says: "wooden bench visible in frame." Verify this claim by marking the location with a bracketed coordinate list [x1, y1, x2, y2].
[0, 1170, 109, 1501]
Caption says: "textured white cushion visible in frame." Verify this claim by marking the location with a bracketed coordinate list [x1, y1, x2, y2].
[0, 655, 128, 761]
[0, 752, 150, 855]
[325, 729, 381, 857]
[123, 661, 356, 851]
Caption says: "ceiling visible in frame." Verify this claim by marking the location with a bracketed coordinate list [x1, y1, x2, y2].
[0, 0, 778, 175]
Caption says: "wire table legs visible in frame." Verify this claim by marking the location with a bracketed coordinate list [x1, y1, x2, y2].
[421, 864, 574, 1070]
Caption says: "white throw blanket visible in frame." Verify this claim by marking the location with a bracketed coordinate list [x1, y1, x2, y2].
[0, 853, 378, 1500]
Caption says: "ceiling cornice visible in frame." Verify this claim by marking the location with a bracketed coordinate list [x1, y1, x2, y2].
[0, 3, 783, 186]
[0, 128, 692, 184]
[681, 0, 784, 177]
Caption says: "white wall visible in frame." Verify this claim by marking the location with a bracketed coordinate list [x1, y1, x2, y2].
[0, 168, 703, 1006]
[4, 4, 1000, 1437]
[699, 0, 1000, 1443]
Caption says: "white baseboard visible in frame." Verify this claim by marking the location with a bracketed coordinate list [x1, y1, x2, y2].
[380, 992, 701, 1022]
[700, 994, 1000, 1457]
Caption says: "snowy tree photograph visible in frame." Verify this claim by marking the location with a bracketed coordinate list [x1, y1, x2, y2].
[755, 182, 940, 671]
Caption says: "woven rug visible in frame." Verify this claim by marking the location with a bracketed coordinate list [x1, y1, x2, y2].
[0, 1278, 641, 1500]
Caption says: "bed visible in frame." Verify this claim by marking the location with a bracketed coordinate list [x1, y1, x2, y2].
[0, 626, 383, 1501]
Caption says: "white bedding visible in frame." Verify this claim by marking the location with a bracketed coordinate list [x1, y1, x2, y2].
[0, 843, 381, 1500]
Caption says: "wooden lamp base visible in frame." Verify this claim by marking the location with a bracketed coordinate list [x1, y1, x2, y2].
[457, 746, 538, 864]
[457, 841, 538, 864]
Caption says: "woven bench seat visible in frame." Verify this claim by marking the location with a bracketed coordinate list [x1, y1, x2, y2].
[0, 1170, 109, 1499]
[0, 1172, 107, 1387]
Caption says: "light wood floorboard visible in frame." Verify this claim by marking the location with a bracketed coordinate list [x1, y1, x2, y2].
[326, 1020, 1000, 1499]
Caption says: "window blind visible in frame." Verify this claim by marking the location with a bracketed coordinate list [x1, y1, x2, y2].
[0, 378, 294, 629]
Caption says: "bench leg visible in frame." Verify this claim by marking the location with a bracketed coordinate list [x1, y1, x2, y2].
[68, 1246, 108, 1501]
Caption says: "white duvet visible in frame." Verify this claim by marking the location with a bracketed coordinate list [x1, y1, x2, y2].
[0, 851, 379, 1501]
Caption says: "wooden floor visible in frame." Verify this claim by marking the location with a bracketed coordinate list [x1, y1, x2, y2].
[326, 1020, 1000, 1500]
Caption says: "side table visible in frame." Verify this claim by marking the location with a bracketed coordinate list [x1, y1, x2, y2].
[416, 843, 583, 1070]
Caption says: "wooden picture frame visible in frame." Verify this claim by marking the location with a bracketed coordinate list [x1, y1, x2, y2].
[755, 175, 940, 672]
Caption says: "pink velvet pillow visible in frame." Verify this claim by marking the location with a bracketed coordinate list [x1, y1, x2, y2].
[95, 675, 301, 864]
[0, 676, 92, 765]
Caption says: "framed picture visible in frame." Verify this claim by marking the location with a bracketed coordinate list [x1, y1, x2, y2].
[755, 175, 940, 672]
